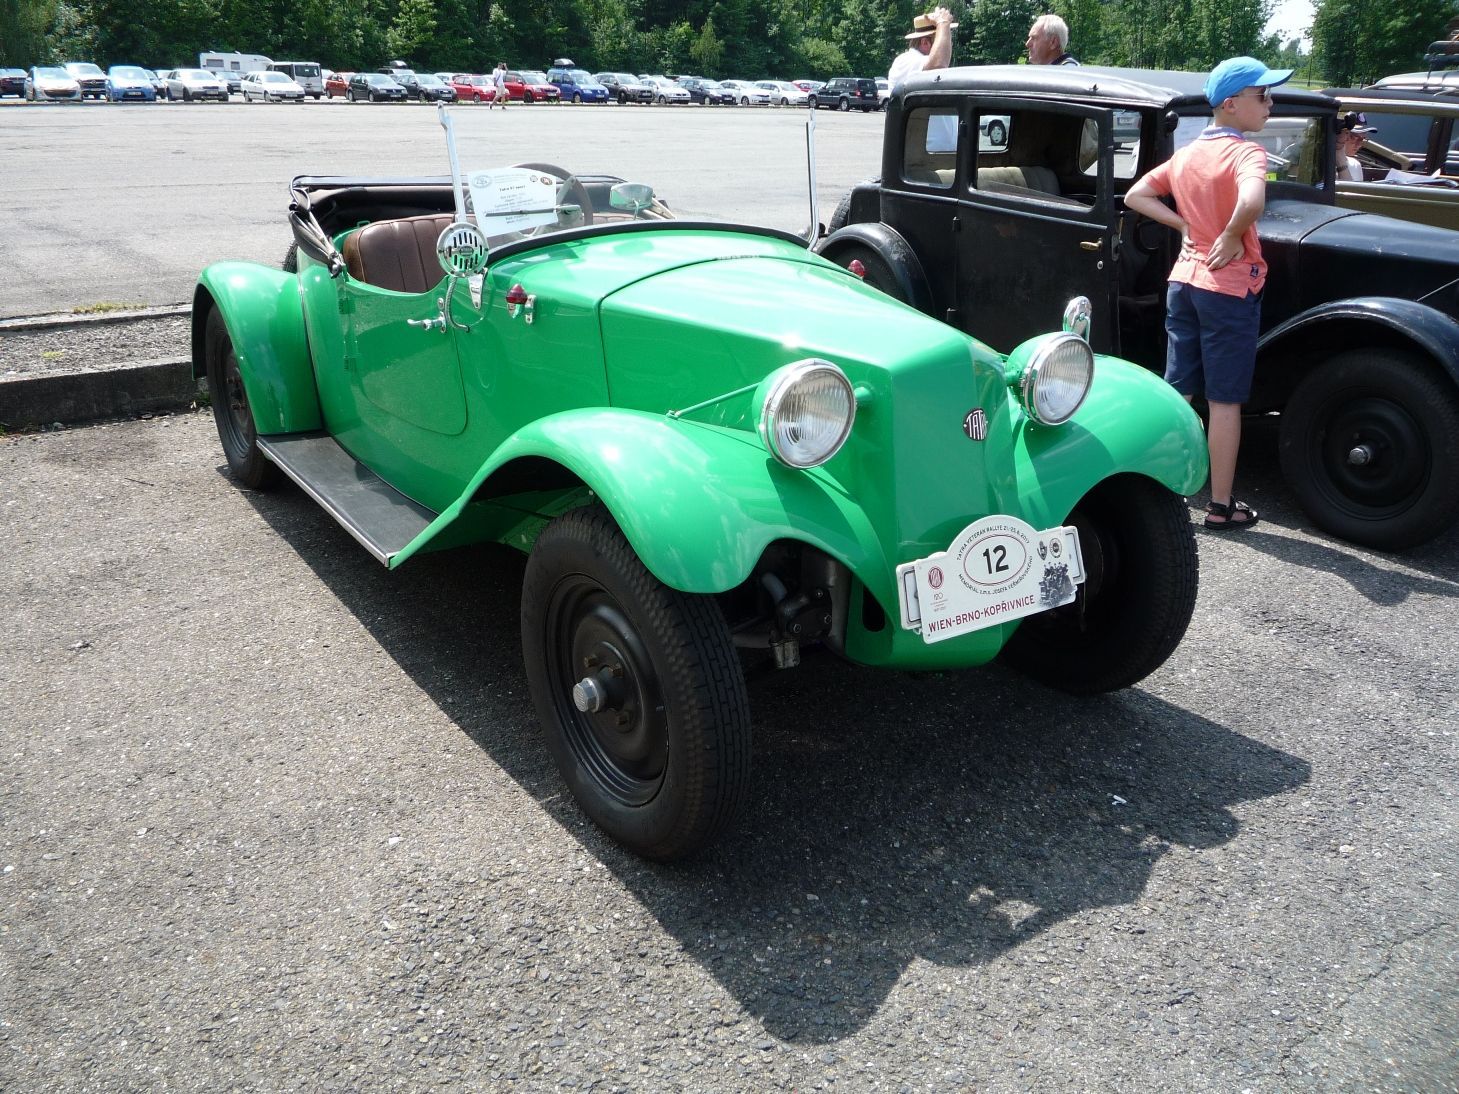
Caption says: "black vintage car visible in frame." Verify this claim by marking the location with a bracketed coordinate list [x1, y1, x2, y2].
[820, 65, 1459, 550]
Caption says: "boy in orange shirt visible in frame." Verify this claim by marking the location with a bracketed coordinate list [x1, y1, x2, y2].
[1125, 56, 1292, 530]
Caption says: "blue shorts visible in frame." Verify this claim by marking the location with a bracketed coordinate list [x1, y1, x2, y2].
[1164, 282, 1261, 404]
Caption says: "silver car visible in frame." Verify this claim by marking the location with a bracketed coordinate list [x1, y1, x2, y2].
[242, 70, 306, 103]
[637, 75, 691, 104]
[755, 80, 808, 106]
[165, 68, 230, 102]
[719, 79, 771, 106]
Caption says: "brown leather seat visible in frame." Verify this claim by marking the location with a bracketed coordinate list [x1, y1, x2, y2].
[342, 214, 455, 294]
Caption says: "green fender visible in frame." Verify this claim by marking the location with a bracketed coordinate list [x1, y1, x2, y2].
[394, 408, 895, 599]
[193, 262, 321, 434]
[1000, 358, 1209, 529]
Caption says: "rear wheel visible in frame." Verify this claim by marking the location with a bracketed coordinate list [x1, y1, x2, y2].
[838, 97, 850, 111]
[1278, 348, 1459, 550]
[1001, 475, 1198, 694]
[522, 506, 750, 860]
[204, 308, 281, 490]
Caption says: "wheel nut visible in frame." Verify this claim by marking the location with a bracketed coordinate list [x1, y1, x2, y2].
[572, 676, 607, 713]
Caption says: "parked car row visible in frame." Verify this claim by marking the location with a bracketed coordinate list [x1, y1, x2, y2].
[5, 58, 875, 113]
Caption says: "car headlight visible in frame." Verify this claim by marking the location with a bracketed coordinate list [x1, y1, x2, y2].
[754, 359, 856, 468]
[1004, 333, 1094, 425]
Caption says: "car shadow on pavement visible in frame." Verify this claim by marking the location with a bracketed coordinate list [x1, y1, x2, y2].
[244, 483, 1312, 1044]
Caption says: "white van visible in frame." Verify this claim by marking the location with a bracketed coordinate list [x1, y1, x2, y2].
[198, 51, 272, 94]
[268, 60, 324, 99]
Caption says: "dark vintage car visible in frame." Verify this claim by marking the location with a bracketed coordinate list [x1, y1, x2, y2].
[192, 108, 1207, 858]
[820, 65, 1459, 550]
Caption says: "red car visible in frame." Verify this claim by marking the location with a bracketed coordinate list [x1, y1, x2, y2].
[502, 69, 560, 103]
[325, 71, 352, 98]
[449, 73, 495, 103]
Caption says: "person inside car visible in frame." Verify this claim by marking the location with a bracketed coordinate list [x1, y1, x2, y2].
[1335, 111, 1377, 181]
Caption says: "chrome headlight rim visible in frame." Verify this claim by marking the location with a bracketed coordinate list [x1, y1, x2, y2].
[755, 358, 856, 469]
[1014, 332, 1094, 426]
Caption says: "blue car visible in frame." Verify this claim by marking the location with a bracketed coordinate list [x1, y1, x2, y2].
[547, 63, 610, 104]
[106, 65, 158, 102]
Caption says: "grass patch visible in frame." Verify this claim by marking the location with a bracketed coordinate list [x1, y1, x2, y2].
[41, 350, 65, 360]
[71, 301, 145, 315]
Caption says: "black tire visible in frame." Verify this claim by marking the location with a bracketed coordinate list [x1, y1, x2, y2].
[1278, 349, 1459, 550]
[829, 241, 908, 304]
[987, 119, 1007, 145]
[204, 308, 281, 490]
[282, 241, 298, 273]
[183, 87, 192, 102]
[1001, 475, 1198, 695]
[572, 91, 582, 103]
[838, 97, 850, 112]
[521, 506, 750, 860]
[524, 91, 535, 103]
[347, 88, 355, 102]
[617, 91, 628, 104]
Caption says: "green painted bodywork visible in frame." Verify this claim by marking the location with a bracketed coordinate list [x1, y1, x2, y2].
[200, 223, 1206, 670]
[193, 263, 320, 433]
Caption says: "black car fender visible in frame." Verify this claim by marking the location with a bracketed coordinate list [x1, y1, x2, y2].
[817, 223, 934, 316]
[1255, 296, 1459, 407]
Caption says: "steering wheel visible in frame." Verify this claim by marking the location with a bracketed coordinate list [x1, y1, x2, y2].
[509, 161, 595, 227]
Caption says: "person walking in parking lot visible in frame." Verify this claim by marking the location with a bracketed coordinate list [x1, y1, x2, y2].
[1026, 14, 1080, 65]
[491, 62, 508, 108]
[888, 7, 957, 93]
[1123, 56, 1293, 531]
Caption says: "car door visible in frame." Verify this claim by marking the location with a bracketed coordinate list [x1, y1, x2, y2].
[948, 97, 1122, 355]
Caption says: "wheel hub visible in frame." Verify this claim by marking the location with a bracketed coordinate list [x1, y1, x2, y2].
[1318, 396, 1426, 510]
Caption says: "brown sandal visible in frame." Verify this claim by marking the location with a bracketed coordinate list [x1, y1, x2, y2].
[1203, 498, 1259, 531]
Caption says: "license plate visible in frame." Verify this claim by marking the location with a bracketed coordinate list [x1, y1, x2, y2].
[896, 515, 1085, 644]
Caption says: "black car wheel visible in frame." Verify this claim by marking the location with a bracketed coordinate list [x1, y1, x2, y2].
[183, 87, 192, 102]
[1278, 349, 1459, 550]
[1001, 475, 1198, 694]
[523, 91, 535, 103]
[204, 308, 281, 491]
[572, 91, 582, 103]
[987, 119, 1008, 145]
[522, 506, 750, 861]
[617, 91, 628, 104]
[347, 87, 355, 101]
[838, 96, 850, 111]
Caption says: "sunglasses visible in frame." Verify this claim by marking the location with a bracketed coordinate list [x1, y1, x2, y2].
[1234, 87, 1273, 104]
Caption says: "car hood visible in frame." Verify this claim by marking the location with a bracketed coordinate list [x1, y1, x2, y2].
[1263, 197, 1459, 314]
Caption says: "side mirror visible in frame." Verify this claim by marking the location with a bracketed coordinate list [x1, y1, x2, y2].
[436, 221, 489, 277]
[609, 182, 656, 216]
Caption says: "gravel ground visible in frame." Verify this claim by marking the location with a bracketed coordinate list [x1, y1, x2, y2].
[0, 315, 191, 379]
[2, 413, 1456, 1091]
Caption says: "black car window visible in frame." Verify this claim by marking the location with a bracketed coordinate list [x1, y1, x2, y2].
[903, 106, 958, 188]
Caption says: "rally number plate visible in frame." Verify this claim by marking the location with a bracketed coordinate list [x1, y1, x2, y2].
[896, 515, 1086, 644]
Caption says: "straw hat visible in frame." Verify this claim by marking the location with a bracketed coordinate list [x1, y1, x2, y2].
[906, 12, 958, 39]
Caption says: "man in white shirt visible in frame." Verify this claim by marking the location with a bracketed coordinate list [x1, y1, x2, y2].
[888, 8, 957, 94]
[1335, 111, 1376, 181]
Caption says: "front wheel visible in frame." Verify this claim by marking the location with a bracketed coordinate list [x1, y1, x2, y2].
[1001, 475, 1198, 694]
[1278, 349, 1459, 550]
[572, 91, 582, 103]
[204, 308, 281, 490]
[522, 506, 751, 861]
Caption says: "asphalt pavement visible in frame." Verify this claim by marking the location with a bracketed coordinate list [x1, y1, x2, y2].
[2, 101, 1457, 1091]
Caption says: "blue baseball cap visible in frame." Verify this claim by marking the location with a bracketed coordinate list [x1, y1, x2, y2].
[1204, 56, 1292, 107]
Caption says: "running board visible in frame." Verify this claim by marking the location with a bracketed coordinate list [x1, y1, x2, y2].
[256, 433, 437, 566]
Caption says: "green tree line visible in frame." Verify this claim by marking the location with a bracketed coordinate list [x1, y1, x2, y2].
[2, 0, 1451, 86]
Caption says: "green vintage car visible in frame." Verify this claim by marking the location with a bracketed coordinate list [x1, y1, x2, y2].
[194, 108, 1208, 860]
